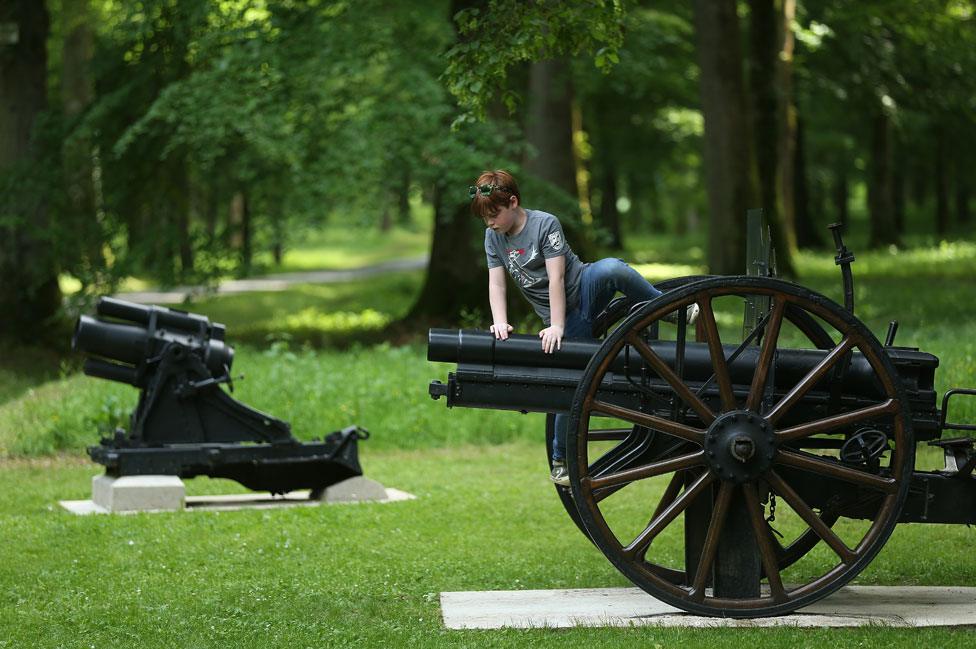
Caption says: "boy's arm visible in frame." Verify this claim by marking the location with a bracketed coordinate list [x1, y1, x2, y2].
[540, 255, 566, 353]
[487, 265, 513, 340]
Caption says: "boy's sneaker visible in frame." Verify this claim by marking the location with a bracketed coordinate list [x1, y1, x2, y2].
[550, 460, 570, 487]
[664, 303, 700, 326]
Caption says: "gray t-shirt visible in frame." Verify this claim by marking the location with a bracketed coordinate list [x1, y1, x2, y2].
[485, 209, 586, 325]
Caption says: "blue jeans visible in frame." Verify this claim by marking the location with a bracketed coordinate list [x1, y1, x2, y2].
[552, 258, 663, 461]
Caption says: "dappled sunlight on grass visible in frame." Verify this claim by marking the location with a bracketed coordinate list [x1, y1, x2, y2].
[281, 307, 392, 341]
[795, 239, 976, 280]
[253, 224, 431, 273]
[630, 261, 706, 281]
[164, 270, 424, 347]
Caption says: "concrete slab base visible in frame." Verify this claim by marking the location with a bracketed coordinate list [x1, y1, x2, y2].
[440, 585, 976, 629]
[60, 475, 414, 515]
[324, 476, 389, 502]
[92, 474, 185, 512]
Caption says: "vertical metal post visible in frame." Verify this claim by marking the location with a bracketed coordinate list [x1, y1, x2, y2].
[743, 209, 772, 340]
[711, 209, 767, 599]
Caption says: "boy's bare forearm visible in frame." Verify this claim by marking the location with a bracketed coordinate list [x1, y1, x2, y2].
[488, 282, 508, 324]
[548, 274, 566, 329]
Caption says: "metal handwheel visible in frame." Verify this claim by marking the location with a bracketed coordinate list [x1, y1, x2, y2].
[565, 276, 914, 617]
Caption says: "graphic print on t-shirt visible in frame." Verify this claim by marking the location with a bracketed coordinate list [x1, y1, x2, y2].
[506, 245, 541, 288]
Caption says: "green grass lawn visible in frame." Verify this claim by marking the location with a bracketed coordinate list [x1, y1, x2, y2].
[4, 235, 976, 646]
[1, 444, 975, 648]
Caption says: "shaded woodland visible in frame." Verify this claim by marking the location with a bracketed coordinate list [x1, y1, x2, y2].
[1, 0, 974, 340]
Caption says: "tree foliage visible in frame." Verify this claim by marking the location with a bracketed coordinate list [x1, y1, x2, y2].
[1, 0, 974, 340]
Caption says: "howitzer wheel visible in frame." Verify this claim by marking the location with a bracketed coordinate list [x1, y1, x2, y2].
[566, 276, 914, 617]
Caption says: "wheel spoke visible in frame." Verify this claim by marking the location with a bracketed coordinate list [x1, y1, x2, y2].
[746, 299, 786, 412]
[591, 400, 705, 445]
[650, 472, 686, 521]
[776, 449, 898, 493]
[623, 470, 716, 560]
[766, 470, 857, 564]
[626, 335, 716, 425]
[587, 428, 634, 442]
[766, 336, 855, 425]
[742, 483, 788, 602]
[697, 298, 736, 411]
[587, 451, 706, 491]
[777, 399, 899, 443]
[689, 482, 735, 600]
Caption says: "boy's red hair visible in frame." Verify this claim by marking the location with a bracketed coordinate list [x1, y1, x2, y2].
[470, 169, 521, 219]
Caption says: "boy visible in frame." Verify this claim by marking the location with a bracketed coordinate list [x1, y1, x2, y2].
[470, 169, 698, 486]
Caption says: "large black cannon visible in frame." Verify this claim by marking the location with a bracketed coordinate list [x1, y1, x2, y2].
[74, 297, 367, 496]
[427, 227, 976, 618]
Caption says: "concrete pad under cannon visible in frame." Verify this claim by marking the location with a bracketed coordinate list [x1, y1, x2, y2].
[60, 475, 414, 514]
[440, 585, 976, 629]
[91, 474, 185, 512]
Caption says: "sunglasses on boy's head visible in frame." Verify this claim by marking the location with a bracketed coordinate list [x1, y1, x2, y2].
[468, 183, 510, 199]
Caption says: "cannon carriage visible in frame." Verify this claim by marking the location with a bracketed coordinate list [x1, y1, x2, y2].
[427, 226, 976, 618]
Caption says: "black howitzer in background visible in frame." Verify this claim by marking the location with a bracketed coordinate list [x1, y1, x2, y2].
[74, 297, 368, 496]
[428, 222, 976, 618]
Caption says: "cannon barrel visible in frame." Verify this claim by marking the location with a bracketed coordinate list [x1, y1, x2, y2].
[96, 296, 225, 339]
[430, 328, 921, 394]
[428, 328, 939, 436]
[73, 315, 151, 366]
[73, 298, 234, 381]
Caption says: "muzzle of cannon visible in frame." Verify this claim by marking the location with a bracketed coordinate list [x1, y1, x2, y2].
[427, 273, 976, 618]
[73, 297, 368, 496]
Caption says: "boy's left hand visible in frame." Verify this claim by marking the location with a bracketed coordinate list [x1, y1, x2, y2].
[539, 325, 564, 354]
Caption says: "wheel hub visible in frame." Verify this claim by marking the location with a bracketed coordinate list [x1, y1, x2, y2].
[704, 410, 776, 483]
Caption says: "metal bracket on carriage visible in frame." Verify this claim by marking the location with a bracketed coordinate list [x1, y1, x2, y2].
[932, 388, 976, 476]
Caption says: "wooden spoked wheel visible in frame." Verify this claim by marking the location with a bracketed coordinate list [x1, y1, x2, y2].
[546, 278, 840, 569]
[566, 276, 914, 617]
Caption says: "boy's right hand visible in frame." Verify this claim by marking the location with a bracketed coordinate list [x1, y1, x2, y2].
[489, 322, 514, 340]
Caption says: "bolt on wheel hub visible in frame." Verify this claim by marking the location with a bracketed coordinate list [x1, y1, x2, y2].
[704, 409, 776, 483]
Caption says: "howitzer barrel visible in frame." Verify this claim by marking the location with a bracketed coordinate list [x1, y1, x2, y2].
[82, 357, 141, 386]
[73, 298, 234, 381]
[74, 315, 151, 366]
[97, 296, 225, 339]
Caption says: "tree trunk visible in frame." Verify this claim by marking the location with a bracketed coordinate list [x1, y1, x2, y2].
[398, 168, 411, 225]
[893, 144, 906, 236]
[935, 127, 950, 237]
[60, 0, 100, 279]
[407, 183, 484, 323]
[229, 191, 251, 274]
[832, 164, 849, 228]
[693, 0, 758, 274]
[777, 0, 798, 252]
[748, 0, 796, 276]
[524, 58, 594, 260]
[403, 0, 488, 325]
[792, 115, 822, 248]
[957, 152, 971, 225]
[868, 111, 897, 247]
[173, 165, 193, 277]
[524, 59, 577, 196]
[598, 154, 622, 250]
[0, 1, 61, 340]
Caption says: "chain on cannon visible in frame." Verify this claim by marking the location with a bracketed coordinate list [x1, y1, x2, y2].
[426, 223, 976, 618]
[73, 297, 369, 498]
